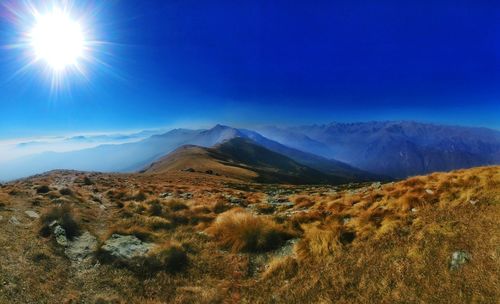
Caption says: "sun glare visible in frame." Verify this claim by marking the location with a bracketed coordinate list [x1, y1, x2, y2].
[30, 9, 85, 71]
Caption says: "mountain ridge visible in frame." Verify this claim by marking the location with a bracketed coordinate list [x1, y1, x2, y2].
[145, 137, 362, 184]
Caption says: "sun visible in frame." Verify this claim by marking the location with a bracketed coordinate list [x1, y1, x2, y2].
[29, 9, 86, 71]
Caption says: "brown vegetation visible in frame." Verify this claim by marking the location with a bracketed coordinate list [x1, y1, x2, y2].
[0, 166, 498, 303]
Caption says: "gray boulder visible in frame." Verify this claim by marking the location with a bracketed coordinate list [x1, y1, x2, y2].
[101, 234, 154, 259]
[450, 250, 471, 270]
[53, 225, 68, 247]
[24, 210, 40, 219]
[8, 216, 21, 226]
[65, 231, 98, 262]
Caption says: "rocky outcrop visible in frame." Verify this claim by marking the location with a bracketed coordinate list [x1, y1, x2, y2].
[65, 231, 98, 262]
[100, 234, 154, 260]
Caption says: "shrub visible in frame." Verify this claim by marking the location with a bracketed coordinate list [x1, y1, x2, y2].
[83, 176, 94, 185]
[212, 201, 230, 214]
[166, 199, 189, 211]
[39, 205, 81, 240]
[36, 185, 51, 194]
[59, 188, 73, 196]
[131, 191, 147, 202]
[207, 208, 293, 253]
[144, 242, 188, 273]
[148, 200, 163, 216]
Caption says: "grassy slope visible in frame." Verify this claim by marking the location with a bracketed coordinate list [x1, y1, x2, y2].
[0, 166, 497, 303]
[147, 137, 354, 185]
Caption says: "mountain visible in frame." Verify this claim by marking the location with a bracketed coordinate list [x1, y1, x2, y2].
[145, 137, 355, 184]
[258, 121, 500, 178]
[0, 125, 372, 182]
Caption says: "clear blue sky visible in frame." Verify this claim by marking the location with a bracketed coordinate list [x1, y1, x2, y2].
[0, 0, 498, 139]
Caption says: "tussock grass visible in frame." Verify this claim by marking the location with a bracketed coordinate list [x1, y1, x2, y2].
[207, 208, 294, 252]
[39, 204, 81, 240]
[36, 185, 51, 194]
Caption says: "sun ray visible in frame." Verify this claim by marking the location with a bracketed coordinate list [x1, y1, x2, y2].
[0, 0, 116, 92]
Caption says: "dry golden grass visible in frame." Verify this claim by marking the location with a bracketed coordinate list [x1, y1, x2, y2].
[0, 166, 498, 303]
[207, 208, 294, 252]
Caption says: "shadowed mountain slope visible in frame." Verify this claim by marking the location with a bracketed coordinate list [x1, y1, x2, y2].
[258, 121, 500, 178]
[145, 137, 356, 184]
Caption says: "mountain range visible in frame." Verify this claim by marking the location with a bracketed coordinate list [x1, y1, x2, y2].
[257, 121, 500, 178]
[1, 121, 499, 182]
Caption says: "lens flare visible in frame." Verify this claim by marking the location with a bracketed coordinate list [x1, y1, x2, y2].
[30, 9, 85, 71]
[2, 0, 114, 93]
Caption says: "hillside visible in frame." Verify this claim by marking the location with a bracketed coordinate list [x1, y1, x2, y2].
[143, 144, 259, 181]
[0, 166, 498, 303]
[145, 137, 354, 184]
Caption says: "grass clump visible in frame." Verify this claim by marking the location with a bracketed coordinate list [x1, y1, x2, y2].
[36, 185, 51, 194]
[83, 176, 94, 185]
[147, 200, 163, 216]
[207, 208, 293, 253]
[143, 242, 188, 273]
[39, 204, 81, 240]
[59, 188, 73, 196]
[165, 199, 189, 211]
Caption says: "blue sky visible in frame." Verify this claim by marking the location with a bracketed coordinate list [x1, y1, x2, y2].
[0, 0, 498, 139]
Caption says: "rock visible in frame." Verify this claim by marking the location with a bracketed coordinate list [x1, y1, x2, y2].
[24, 210, 40, 219]
[160, 192, 173, 198]
[267, 197, 293, 207]
[371, 182, 382, 189]
[54, 225, 68, 247]
[469, 199, 478, 205]
[101, 234, 154, 259]
[9, 216, 21, 225]
[425, 189, 434, 195]
[450, 250, 470, 270]
[65, 231, 98, 262]
[342, 217, 351, 224]
[182, 168, 195, 173]
[274, 239, 299, 257]
[179, 192, 193, 200]
[411, 208, 418, 213]
[223, 194, 245, 205]
[0, 215, 3, 221]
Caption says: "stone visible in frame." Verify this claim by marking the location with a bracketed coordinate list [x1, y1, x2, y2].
[0, 215, 3, 221]
[371, 182, 382, 189]
[160, 192, 173, 198]
[9, 216, 20, 225]
[450, 250, 470, 270]
[224, 194, 244, 205]
[54, 225, 68, 247]
[179, 192, 193, 200]
[182, 167, 195, 173]
[425, 189, 434, 195]
[24, 210, 40, 219]
[101, 234, 154, 259]
[65, 231, 98, 262]
[469, 199, 478, 205]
